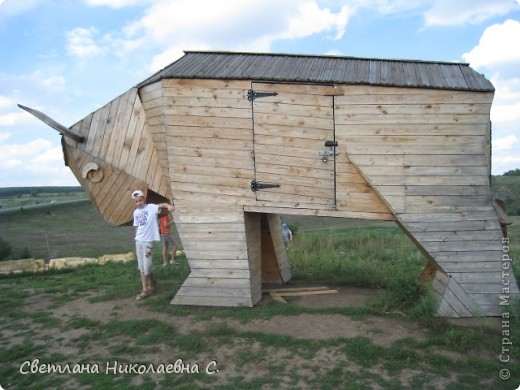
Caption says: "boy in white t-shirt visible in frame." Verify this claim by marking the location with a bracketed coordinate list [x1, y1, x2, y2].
[132, 190, 175, 301]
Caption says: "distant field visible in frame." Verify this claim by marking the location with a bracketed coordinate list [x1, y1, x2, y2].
[492, 175, 520, 215]
[0, 197, 392, 261]
[0, 201, 135, 260]
[0, 186, 87, 210]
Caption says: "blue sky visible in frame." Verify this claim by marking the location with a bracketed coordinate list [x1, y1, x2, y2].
[1, 0, 519, 187]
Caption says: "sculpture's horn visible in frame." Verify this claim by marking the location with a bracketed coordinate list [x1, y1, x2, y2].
[17, 104, 85, 143]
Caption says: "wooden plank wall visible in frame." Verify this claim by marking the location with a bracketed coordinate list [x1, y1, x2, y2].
[65, 88, 171, 225]
[247, 82, 393, 221]
[335, 85, 520, 316]
[159, 79, 263, 306]
[171, 205, 262, 306]
[160, 79, 255, 206]
[251, 83, 336, 209]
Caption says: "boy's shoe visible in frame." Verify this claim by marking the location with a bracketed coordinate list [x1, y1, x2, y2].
[135, 290, 150, 301]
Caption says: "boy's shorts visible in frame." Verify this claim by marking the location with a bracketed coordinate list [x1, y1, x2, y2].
[161, 234, 176, 248]
[135, 240, 154, 275]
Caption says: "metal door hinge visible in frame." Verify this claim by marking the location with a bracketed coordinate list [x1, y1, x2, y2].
[324, 140, 338, 147]
[248, 90, 278, 101]
[251, 180, 281, 192]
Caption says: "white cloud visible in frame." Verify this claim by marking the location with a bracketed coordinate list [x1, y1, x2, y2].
[492, 153, 520, 175]
[0, 111, 28, 126]
[280, 2, 351, 40]
[494, 135, 519, 151]
[424, 0, 518, 26]
[85, 0, 148, 8]
[124, 0, 354, 71]
[0, 138, 52, 159]
[66, 27, 106, 59]
[0, 137, 77, 186]
[463, 19, 520, 69]
[0, 95, 14, 109]
[0, 0, 45, 20]
[491, 101, 520, 125]
[462, 19, 520, 175]
[6, 159, 22, 168]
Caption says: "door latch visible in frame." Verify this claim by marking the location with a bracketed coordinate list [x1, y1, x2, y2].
[320, 140, 339, 162]
[251, 180, 281, 192]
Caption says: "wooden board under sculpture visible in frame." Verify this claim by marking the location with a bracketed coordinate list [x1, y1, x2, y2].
[20, 51, 519, 317]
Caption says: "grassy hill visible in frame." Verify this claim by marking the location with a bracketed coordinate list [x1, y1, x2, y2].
[492, 175, 520, 216]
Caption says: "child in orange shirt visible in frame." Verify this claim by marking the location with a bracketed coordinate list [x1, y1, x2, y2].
[159, 211, 177, 266]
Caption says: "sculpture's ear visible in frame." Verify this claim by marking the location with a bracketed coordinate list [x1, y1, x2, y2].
[17, 104, 85, 143]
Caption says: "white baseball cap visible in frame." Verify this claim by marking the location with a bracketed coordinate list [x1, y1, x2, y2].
[131, 190, 144, 199]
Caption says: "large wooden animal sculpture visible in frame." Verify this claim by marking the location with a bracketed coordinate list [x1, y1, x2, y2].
[20, 51, 519, 317]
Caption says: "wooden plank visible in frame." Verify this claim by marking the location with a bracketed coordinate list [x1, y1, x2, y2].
[243, 205, 394, 221]
[253, 113, 333, 130]
[163, 115, 251, 129]
[162, 78, 251, 89]
[266, 213, 291, 282]
[405, 185, 490, 196]
[111, 88, 137, 167]
[181, 277, 252, 288]
[341, 135, 485, 146]
[167, 126, 252, 140]
[162, 86, 247, 99]
[269, 293, 287, 303]
[139, 81, 163, 102]
[263, 287, 330, 293]
[253, 82, 335, 96]
[119, 93, 142, 170]
[171, 294, 253, 307]
[126, 100, 148, 178]
[168, 145, 253, 160]
[163, 96, 249, 109]
[429, 251, 503, 263]
[173, 164, 254, 179]
[173, 190, 255, 206]
[188, 269, 252, 279]
[346, 143, 485, 155]
[412, 229, 502, 242]
[108, 177, 142, 225]
[451, 272, 502, 284]
[171, 172, 250, 188]
[185, 260, 250, 270]
[98, 97, 121, 162]
[167, 136, 252, 151]
[276, 290, 339, 297]
[406, 195, 492, 208]
[334, 103, 491, 116]
[165, 105, 251, 119]
[254, 101, 333, 117]
[90, 102, 111, 158]
[174, 286, 253, 298]
[336, 123, 488, 137]
[334, 86, 493, 101]
[398, 210, 499, 223]
[254, 123, 331, 140]
[422, 240, 501, 252]
[336, 114, 488, 125]
[84, 107, 102, 154]
[405, 176, 490, 186]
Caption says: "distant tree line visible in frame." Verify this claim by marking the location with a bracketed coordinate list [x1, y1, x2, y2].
[0, 186, 83, 197]
[503, 168, 520, 176]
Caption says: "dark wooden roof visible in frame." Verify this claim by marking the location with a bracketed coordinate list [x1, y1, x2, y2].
[137, 51, 494, 92]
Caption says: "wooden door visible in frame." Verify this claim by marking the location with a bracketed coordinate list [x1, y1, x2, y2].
[250, 83, 336, 210]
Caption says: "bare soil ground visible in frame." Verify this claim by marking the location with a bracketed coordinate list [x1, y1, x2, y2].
[8, 282, 502, 389]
